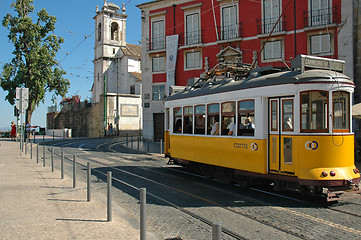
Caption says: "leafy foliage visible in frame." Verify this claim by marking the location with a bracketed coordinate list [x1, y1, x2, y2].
[1, 0, 69, 123]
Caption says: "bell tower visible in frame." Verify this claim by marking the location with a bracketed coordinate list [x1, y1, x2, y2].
[92, 1, 128, 103]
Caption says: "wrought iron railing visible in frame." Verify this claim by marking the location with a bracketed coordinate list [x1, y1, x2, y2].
[147, 36, 166, 51]
[179, 29, 203, 46]
[217, 22, 242, 41]
[303, 6, 338, 28]
[257, 16, 286, 35]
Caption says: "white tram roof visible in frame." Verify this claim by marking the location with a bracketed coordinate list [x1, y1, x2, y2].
[166, 69, 353, 102]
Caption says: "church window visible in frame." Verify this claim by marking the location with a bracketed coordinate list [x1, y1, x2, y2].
[111, 22, 119, 41]
[98, 23, 101, 42]
[130, 86, 135, 94]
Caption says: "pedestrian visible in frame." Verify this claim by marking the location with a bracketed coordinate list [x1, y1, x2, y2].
[10, 122, 16, 141]
[109, 123, 113, 135]
[25, 121, 37, 140]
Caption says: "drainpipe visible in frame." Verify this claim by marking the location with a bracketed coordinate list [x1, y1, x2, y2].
[173, 4, 176, 35]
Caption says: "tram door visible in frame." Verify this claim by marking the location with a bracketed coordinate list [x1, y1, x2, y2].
[269, 97, 295, 174]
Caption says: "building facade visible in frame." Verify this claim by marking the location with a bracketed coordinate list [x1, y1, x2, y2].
[93, 1, 142, 135]
[137, 0, 355, 141]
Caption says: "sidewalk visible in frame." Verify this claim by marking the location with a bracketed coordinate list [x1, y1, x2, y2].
[0, 141, 141, 240]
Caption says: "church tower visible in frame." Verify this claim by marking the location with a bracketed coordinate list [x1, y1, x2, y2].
[92, 1, 127, 103]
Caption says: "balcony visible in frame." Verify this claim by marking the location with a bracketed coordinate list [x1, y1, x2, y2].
[303, 6, 339, 28]
[179, 29, 203, 46]
[217, 23, 242, 41]
[257, 16, 286, 35]
[147, 36, 166, 51]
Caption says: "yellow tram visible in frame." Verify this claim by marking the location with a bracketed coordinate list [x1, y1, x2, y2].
[164, 55, 360, 201]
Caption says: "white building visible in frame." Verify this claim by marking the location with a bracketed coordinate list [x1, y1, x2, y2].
[92, 1, 142, 135]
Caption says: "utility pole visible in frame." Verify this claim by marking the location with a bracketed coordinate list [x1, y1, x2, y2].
[104, 74, 107, 136]
[116, 57, 119, 135]
[294, 0, 297, 58]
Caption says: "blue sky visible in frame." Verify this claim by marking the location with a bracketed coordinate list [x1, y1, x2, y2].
[0, 0, 147, 130]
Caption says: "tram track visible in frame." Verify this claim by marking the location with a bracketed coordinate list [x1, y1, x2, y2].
[48, 140, 248, 239]
[43, 139, 361, 239]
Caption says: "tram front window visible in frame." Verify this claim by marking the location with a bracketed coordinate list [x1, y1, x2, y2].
[333, 91, 350, 132]
[301, 91, 328, 132]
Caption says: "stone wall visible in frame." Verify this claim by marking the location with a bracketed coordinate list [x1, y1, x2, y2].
[47, 94, 142, 138]
[47, 97, 105, 138]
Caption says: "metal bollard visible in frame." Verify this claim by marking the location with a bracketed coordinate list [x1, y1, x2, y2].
[160, 139, 163, 155]
[25, 139, 27, 155]
[33, 133, 35, 143]
[147, 141, 150, 152]
[30, 141, 33, 159]
[73, 155, 76, 188]
[137, 136, 140, 150]
[131, 136, 133, 148]
[140, 188, 146, 240]
[212, 223, 222, 240]
[36, 143, 39, 163]
[126, 133, 128, 146]
[87, 162, 91, 202]
[51, 147, 54, 172]
[107, 171, 112, 221]
[61, 148, 64, 179]
[43, 145, 45, 167]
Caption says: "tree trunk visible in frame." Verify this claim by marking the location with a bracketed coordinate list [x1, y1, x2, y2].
[26, 108, 34, 124]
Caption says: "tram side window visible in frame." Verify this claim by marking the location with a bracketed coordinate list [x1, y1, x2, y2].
[207, 103, 220, 135]
[195, 105, 205, 135]
[183, 106, 193, 134]
[271, 100, 278, 131]
[238, 100, 255, 136]
[173, 107, 182, 133]
[282, 99, 294, 131]
[333, 91, 350, 132]
[221, 102, 236, 135]
[301, 91, 328, 132]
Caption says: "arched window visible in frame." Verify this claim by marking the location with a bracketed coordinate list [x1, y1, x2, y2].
[111, 22, 119, 41]
[98, 23, 101, 42]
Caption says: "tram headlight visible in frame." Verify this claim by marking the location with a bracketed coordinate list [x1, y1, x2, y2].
[330, 171, 336, 177]
[354, 168, 360, 174]
[322, 171, 328, 177]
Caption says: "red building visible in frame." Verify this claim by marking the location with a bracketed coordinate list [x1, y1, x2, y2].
[138, 0, 353, 141]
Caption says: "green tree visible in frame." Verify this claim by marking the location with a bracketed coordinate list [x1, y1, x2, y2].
[1, 0, 69, 123]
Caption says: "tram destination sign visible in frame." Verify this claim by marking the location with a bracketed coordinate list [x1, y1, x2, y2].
[291, 55, 345, 73]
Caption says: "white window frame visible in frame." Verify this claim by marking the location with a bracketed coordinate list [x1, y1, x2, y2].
[151, 17, 165, 50]
[310, 33, 331, 55]
[152, 84, 165, 101]
[310, 0, 332, 27]
[263, 0, 281, 33]
[263, 40, 282, 61]
[152, 56, 165, 72]
[185, 51, 201, 70]
[221, 3, 239, 40]
[184, 10, 200, 45]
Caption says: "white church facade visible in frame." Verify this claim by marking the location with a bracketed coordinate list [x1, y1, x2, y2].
[92, 1, 142, 135]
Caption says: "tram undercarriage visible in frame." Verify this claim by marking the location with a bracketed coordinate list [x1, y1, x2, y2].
[168, 158, 361, 202]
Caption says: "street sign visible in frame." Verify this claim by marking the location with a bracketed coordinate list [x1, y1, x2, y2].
[16, 87, 29, 100]
[16, 99, 28, 113]
[15, 87, 29, 113]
